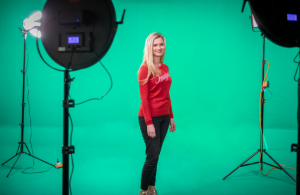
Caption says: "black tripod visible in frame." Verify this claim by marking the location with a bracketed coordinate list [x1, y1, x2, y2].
[223, 34, 296, 182]
[2, 28, 54, 177]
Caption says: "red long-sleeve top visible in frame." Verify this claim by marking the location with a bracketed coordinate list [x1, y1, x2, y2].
[138, 63, 173, 126]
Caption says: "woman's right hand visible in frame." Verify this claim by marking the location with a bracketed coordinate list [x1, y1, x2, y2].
[147, 124, 156, 138]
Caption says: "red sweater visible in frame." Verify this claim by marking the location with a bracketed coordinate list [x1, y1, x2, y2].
[138, 63, 173, 126]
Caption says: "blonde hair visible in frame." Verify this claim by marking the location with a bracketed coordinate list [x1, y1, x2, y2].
[138, 32, 166, 84]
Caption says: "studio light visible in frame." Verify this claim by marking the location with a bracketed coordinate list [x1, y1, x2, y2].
[23, 11, 42, 38]
[248, 1, 300, 47]
[39, 0, 124, 71]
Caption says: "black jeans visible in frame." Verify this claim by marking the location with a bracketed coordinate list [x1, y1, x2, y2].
[139, 114, 170, 191]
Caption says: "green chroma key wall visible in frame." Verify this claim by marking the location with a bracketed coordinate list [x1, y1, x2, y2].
[0, 0, 298, 195]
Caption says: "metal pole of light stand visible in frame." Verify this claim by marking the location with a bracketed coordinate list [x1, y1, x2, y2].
[62, 69, 75, 195]
[63, 69, 69, 195]
[261, 34, 265, 170]
[296, 48, 300, 195]
[21, 33, 26, 154]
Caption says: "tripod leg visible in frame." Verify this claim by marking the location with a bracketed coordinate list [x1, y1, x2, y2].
[23, 152, 55, 167]
[264, 150, 296, 182]
[16, 144, 21, 154]
[223, 150, 260, 180]
[24, 143, 31, 155]
[2, 142, 22, 165]
[6, 153, 21, 177]
[2, 153, 20, 166]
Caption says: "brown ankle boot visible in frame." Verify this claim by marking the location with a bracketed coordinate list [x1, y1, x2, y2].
[148, 189, 158, 195]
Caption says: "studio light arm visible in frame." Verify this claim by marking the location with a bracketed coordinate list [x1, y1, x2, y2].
[36, 34, 65, 72]
[18, 26, 40, 34]
[241, 0, 249, 13]
[116, 9, 126, 25]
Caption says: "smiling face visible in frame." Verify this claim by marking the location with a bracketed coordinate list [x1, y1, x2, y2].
[152, 37, 165, 58]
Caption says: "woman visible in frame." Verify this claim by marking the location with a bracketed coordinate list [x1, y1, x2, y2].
[138, 32, 176, 195]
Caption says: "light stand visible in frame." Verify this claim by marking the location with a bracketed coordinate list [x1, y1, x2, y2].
[38, 1, 126, 194]
[2, 27, 54, 177]
[223, 34, 296, 182]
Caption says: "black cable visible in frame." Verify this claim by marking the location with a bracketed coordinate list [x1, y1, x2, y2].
[265, 89, 273, 100]
[68, 113, 74, 195]
[67, 49, 75, 100]
[294, 51, 300, 82]
[74, 15, 113, 105]
[22, 45, 35, 174]
[68, 48, 75, 70]
[68, 66, 74, 194]
[22, 45, 53, 174]
[25, 46, 34, 160]
[70, 154, 74, 195]
[22, 164, 54, 174]
[36, 36, 66, 72]
[294, 63, 299, 82]
[75, 61, 113, 105]
[68, 82, 72, 100]
[69, 114, 73, 146]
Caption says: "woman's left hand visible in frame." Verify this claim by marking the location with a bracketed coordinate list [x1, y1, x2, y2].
[169, 118, 176, 132]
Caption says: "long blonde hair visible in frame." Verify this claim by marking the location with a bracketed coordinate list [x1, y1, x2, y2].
[138, 32, 166, 84]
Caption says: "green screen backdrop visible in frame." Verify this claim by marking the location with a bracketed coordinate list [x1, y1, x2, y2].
[0, 0, 298, 195]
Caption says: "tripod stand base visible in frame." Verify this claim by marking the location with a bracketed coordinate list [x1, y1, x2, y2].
[223, 149, 296, 182]
[2, 142, 54, 177]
